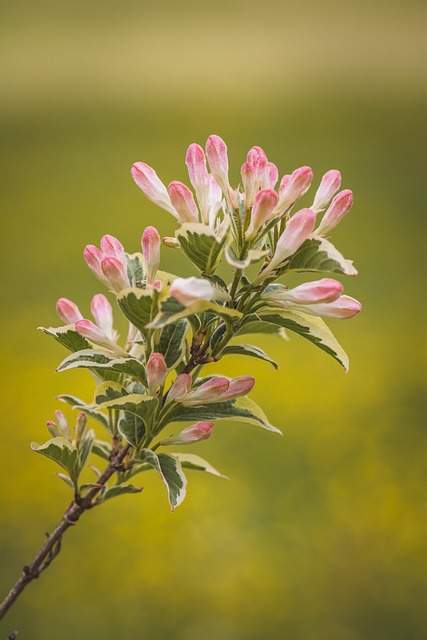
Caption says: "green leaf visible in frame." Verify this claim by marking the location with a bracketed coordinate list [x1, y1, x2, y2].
[57, 394, 110, 430]
[56, 473, 75, 490]
[126, 252, 145, 288]
[94, 381, 129, 405]
[92, 439, 113, 461]
[57, 349, 147, 383]
[237, 317, 289, 340]
[172, 453, 228, 479]
[101, 484, 142, 502]
[38, 325, 90, 353]
[176, 223, 227, 274]
[118, 411, 146, 447]
[163, 396, 281, 434]
[149, 295, 241, 329]
[281, 236, 357, 276]
[31, 437, 78, 482]
[221, 344, 278, 369]
[77, 429, 95, 471]
[156, 320, 188, 369]
[256, 309, 349, 371]
[117, 287, 159, 335]
[95, 394, 159, 437]
[141, 449, 187, 510]
[225, 245, 267, 269]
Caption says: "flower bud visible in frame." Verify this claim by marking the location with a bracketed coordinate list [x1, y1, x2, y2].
[179, 377, 230, 405]
[241, 161, 255, 206]
[141, 226, 161, 285]
[146, 353, 168, 394]
[297, 295, 362, 319]
[46, 420, 61, 438]
[247, 146, 268, 166]
[185, 143, 209, 222]
[206, 135, 235, 207]
[75, 319, 122, 353]
[75, 411, 87, 444]
[219, 376, 255, 400]
[245, 189, 279, 240]
[56, 298, 83, 325]
[54, 410, 71, 440]
[267, 278, 343, 305]
[276, 166, 314, 213]
[266, 162, 279, 189]
[170, 277, 216, 307]
[316, 190, 354, 235]
[101, 257, 129, 293]
[167, 181, 199, 224]
[166, 373, 192, 403]
[84, 245, 109, 286]
[268, 208, 316, 271]
[100, 235, 126, 264]
[162, 236, 180, 248]
[91, 294, 114, 338]
[311, 170, 342, 213]
[160, 422, 214, 446]
[131, 162, 178, 218]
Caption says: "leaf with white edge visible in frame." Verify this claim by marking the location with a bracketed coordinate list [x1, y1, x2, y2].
[77, 429, 95, 470]
[95, 394, 159, 431]
[156, 320, 188, 369]
[117, 287, 159, 335]
[31, 437, 78, 482]
[57, 394, 110, 430]
[118, 411, 146, 447]
[176, 223, 227, 274]
[56, 473, 75, 490]
[57, 349, 147, 383]
[225, 245, 268, 269]
[257, 309, 349, 371]
[149, 295, 241, 329]
[38, 325, 90, 353]
[100, 484, 142, 502]
[126, 252, 145, 288]
[92, 439, 113, 461]
[237, 317, 289, 340]
[94, 381, 129, 405]
[172, 453, 228, 479]
[161, 396, 281, 434]
[281, 236, 358, 276]
[140, 449, 187, 510]
[221, 344, 278, 369]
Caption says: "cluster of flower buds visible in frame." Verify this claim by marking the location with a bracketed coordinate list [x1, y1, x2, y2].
[261, 278, 362, 319]
[46, 410, 87, 444]
[84, 235, 130, 293]
[166, 374, 255, 406]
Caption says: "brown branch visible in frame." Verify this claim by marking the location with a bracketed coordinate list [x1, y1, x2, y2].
[0, 443, 131, 621]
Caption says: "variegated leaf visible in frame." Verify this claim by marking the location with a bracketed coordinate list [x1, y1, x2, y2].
[176, 223, 227, 274]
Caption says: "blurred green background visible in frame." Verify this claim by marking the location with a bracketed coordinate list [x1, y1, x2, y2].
[1, 1, 426, 638]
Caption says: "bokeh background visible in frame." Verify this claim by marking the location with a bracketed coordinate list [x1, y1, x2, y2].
[1, 1, 426, 638]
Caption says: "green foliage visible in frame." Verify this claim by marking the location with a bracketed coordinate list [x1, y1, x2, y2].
[221, 344, 278, 369]
[39, 326, 90, 352]
[140, 449, 187, 510]
[176, 223, 227, 274]
[282, 237, 357, 276]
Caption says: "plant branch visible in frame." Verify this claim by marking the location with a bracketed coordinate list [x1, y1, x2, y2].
[0, 443, 131, 621]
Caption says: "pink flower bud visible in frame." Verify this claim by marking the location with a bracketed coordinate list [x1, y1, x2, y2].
[241, 161, 255, 205]
[84, 245, 109, 285]
[46, 420, 61, 438]
[160, 421, 214, 446]
[206, 135, 235, 206]
[56, 298, 83, 325]
[268, 208, 316, 270]
[146, 353, 168, 394]
[180, 377, 230, 405]
[75, 319, 119, 351]
[298, 295, 362, 319]
[101, 257, 129, 293]
[316, 189, 354, 235]
[166, 373, 192, 403]
[311, 170, 342, 213]
[100, 235, 126, 264]
[219, 376, 255, 400]
[167, 181, 199, 224]
[162, 236, 180, 248]
[278, 278, 343, 305]
[131, 162, 178, 218]
[75, 411, 87, 443]
[54, 410, 71, 440]
[185, 143, 209, 222]
[245, 189, 279, 240]
[170, 277, 216, 307]
[247, 145, 268, 167]
[276, 166, 314, 213]
[91, 294, 114, 338]
[266, 162, 279, 189]
[278, 174, 291, 194]
[141, 226, 161, 285]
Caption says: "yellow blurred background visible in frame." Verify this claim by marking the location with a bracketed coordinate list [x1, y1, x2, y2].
[1, 1, 426, 638]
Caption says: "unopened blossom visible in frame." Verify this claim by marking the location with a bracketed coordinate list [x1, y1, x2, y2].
[275, 166, 314, 214]
[84, 235, 130, 292]
[185, 143, 210, 223]
[262, 279, 343, 306]
[311, 170, 342, 213]
[75, 319, 126, 355]
[84, 245, 110, 287]
[170, 277, 216, 307]
[166, 373, 192, 403]
[245, 189, 279, 240]
[162, 236, 180, 248]
[46, 420, 61, 438]
[90, 294, 116, 340]
[131, 162, 178, 218]
[316, 189, 354, 235]
[141, 226, 161, 285]
[101, 257, 129, 293]
[178, 377, 230, 405]
[54, 410, 70, 438]
[167, 181, 199, 224]
[75, 412, 87, 444]
[146, 353, 168, 394]
[56, 298, 83, 325]
[289, 295, 362, 319]
[218, 376, 255, 401]
[206, 135, 236, 208]
[100, 234, 127, 264]
[266, 162, 279, 189]
[265, 208, 317, 274]
[160, 422, 214, 446]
